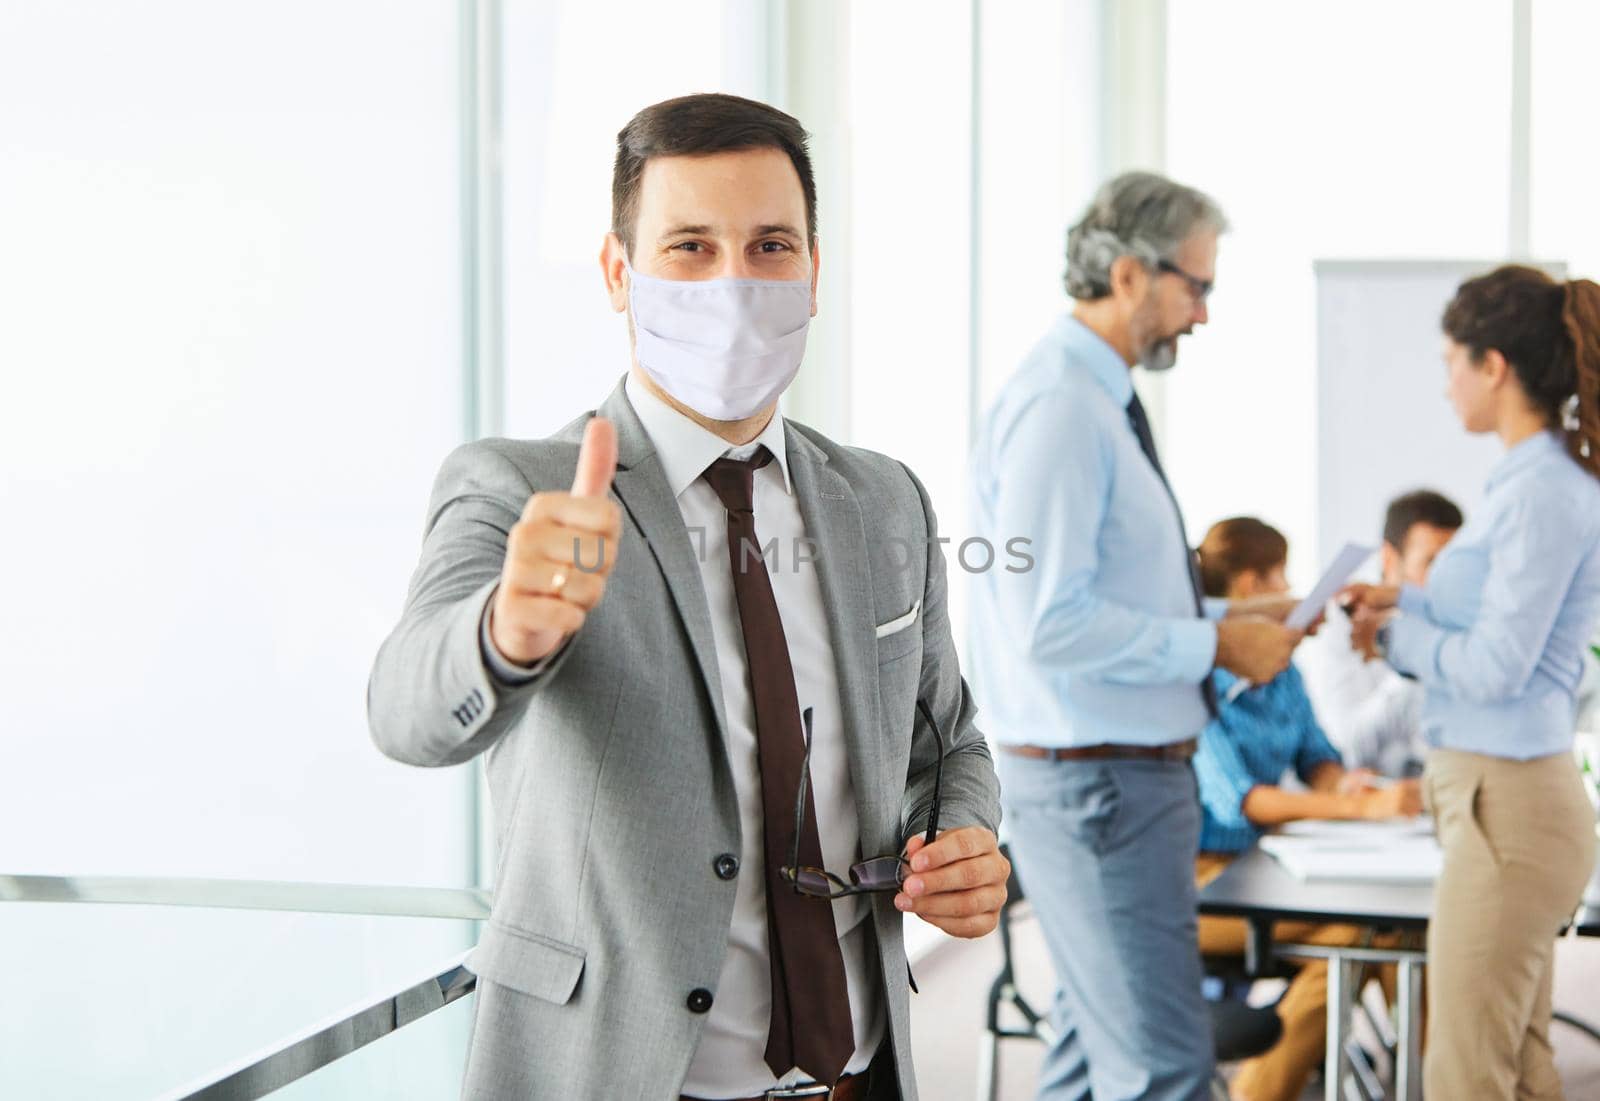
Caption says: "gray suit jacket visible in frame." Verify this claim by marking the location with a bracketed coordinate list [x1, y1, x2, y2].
[367, 379, 1000, 1099]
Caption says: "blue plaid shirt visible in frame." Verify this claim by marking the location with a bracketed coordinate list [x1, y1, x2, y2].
[1194, 665, 1343, 853]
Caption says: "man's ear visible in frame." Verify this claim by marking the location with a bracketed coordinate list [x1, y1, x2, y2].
[809, 235, 821, 318]
[1109, 253, 1148, 306]
[600, 232, 628, 314]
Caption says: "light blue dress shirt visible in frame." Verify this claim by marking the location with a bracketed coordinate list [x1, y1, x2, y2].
[1193, 667, 1344, 853]
[969, 314, 1219, 748]
[1387, 430, 1600, 760]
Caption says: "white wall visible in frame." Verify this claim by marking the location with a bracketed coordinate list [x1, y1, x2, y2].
[1313, 261, 1534, 567]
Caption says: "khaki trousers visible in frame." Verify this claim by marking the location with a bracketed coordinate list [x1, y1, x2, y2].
[1196, 854, 1409, 1101]
[1423, 748, 1597, 1100]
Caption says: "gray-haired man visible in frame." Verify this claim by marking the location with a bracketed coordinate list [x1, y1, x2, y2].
[968, 172, 1302, 1100]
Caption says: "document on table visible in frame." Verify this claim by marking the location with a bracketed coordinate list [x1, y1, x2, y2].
[1261, 820, 1441, 883]
[1285, 542, 1376, 630]
[1276, 818, 1433, 840]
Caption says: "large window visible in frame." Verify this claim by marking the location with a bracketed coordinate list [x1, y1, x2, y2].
[1164, 0, 1511, 587]
[1531, 1, 1600, 276]
[974, 0, 1105, 412]
[500, 0, 770, 440]
[845, 0, 975, 613]
[0, 3, 471, 1094]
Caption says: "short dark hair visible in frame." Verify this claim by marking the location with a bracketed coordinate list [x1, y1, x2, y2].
[1382, 490, 1463, 551]
[1197, 517, 1288, 598]
[611, 93, 817, 258]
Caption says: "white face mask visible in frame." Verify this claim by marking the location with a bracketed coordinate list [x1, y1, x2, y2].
[626, 261, 812, 421]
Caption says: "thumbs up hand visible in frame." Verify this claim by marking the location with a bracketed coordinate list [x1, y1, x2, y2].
[489, 418, 623, 665]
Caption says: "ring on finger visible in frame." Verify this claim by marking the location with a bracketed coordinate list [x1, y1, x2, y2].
[549, 569, 569, 597]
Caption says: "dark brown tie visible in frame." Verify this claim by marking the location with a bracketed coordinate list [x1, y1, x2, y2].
[702, 448, 855, 1085]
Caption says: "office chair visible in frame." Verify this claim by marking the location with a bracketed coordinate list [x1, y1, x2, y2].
[976, 844, 1283, 1101]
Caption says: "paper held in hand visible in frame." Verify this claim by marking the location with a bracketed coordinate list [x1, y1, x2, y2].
[1286, 542, 1377, 631]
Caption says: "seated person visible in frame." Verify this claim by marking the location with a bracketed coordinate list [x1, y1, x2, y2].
[1192, 517, 1423, 1101]
[1299, 490, 1462, 777]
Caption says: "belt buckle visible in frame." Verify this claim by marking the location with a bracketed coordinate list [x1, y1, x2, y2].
[765, 1086, 831, 1099]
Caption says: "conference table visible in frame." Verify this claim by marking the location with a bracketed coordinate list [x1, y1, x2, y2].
[1198, 845, 1600, 1101]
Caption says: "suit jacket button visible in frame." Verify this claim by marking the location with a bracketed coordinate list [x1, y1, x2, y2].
[713, 853, 740, 880]
[687, 988, 714, 1014]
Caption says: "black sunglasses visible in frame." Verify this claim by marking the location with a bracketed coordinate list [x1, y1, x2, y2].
[1157, 258, 1214, 303]
[781, 699, 947, 900]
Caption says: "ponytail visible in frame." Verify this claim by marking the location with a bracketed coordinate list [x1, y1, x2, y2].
[1562, 278, 1600, 481]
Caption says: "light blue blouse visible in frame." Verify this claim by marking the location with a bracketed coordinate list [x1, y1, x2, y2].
[1387, 431, 1600, 760]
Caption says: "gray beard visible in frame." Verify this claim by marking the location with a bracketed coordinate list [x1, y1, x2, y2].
[1140, 337, 1178, 373]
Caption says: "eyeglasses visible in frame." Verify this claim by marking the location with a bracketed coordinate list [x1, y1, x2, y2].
[1157, 258, 1215, 303]
[781, 699, 946, 900]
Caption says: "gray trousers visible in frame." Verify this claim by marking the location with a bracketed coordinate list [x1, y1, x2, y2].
[998, 754, 1213, 1101]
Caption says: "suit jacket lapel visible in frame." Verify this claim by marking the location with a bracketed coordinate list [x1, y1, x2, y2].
[598, 382, 732, 744]
[786, 426, 892, 854]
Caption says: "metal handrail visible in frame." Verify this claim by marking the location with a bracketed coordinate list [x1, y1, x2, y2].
[157, 954, 478, 1100]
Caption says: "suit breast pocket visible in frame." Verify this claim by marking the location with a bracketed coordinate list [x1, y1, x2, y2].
[875, 598, 922, 665]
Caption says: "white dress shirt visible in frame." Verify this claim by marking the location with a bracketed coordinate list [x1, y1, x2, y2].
[1297, 602, 1427, 776]
[622, 375, 884, 1095]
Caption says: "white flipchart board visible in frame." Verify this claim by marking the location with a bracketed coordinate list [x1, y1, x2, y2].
[1314, 259, 1565, 568]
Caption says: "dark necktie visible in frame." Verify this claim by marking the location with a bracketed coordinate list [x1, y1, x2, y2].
[1126, 393, 1220, 718]
[702, 448, 855, 1085]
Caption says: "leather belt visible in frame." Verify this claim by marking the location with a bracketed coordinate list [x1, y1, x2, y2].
[681, 1073, 868, 1101]
[999, 738, 1198, 763]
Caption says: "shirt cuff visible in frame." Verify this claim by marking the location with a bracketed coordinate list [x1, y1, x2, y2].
[1397, 584, 1429, 618]
[479, 590, 564, 686]
[1384, 613, 1441, 681]
[1172, 617, 1221, 683]
[1202, 596, 1230, 623]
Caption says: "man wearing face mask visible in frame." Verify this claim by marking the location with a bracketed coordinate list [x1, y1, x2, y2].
[368, 93, 1004, 1101]
[968, 172, 1303, 1101]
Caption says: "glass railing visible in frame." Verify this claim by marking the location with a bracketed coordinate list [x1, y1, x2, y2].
[0, 875, 489, 1099]
[270, 989, 477, 1101]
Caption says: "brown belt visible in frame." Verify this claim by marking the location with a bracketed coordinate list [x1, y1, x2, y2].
[681, 1074, 868, 1101]
[999, 738, 1198, 763]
